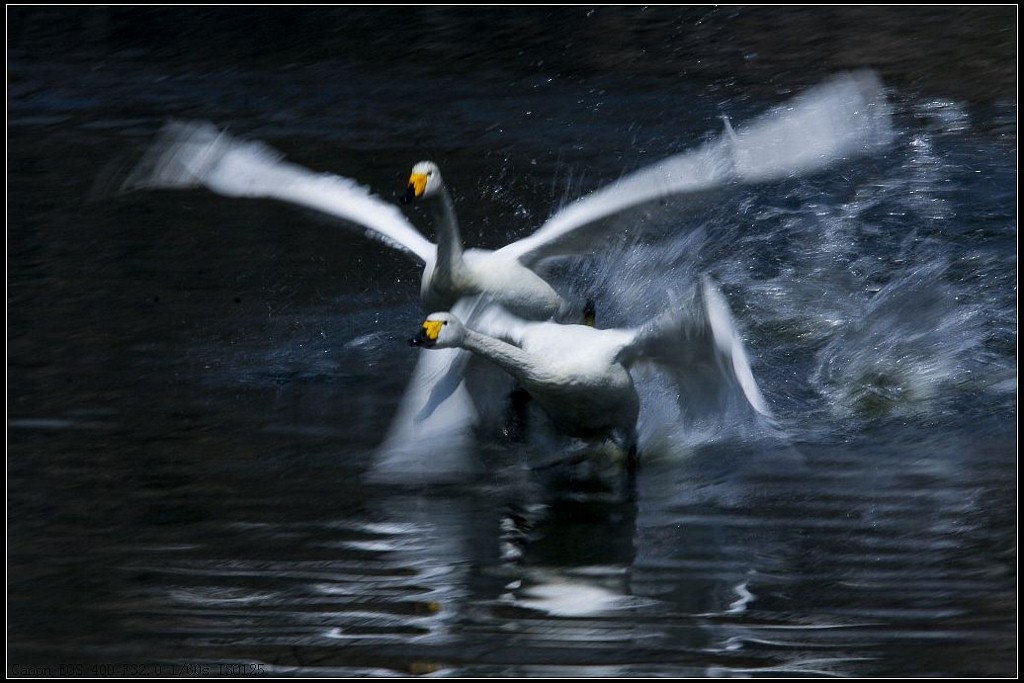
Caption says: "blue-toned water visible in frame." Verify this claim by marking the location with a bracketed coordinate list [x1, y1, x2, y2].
[8, 7, 1016, 677]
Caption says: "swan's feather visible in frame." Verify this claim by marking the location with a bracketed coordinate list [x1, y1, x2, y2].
[367, 346, 480, 485]
[621, 278, 773, 423]
[367, 298, 492, 484]
[123, 121, 436, 264]
[725, 69, 892, 183]
[699, 276, 772, 419]
[500, 70, 892, 267]
[469, 298, 530, 346]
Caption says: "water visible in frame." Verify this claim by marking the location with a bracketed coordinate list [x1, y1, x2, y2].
[8, 7, 1016, 677]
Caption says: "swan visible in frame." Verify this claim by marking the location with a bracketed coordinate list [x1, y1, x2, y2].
[122, 70, 892, 322]
[120, 71, 889, 482]
[398, 160, 574, 317]
[407, 277, 774, 487]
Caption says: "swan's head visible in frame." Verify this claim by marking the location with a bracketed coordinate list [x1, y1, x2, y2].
[402, 161, 443, 204]
[408, 311, 465, 349]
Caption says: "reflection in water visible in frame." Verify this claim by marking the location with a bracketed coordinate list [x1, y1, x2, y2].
[7, 410, 1015, 675]
[63, 426, 1007, 677]
[112, 496, 490, 673]
[509, 568, 642, 617]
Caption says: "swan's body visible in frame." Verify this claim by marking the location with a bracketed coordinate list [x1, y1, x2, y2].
[427, 245, 569, 318]
[410, 278, 773, 459]
[418, 315, 642, 446]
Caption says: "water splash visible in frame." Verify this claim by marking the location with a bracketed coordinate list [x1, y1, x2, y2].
[811, 260, 1008, 419]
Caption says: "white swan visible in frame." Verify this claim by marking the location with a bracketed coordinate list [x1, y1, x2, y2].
[123, 70, 892, 321]
[398, 160, 575, 317]
[121, 71, 890, 482]
[408, 278, 773, 468]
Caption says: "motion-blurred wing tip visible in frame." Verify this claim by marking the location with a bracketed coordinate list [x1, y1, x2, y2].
[121, 120, 225, 192]
[700, 277, 773, 418]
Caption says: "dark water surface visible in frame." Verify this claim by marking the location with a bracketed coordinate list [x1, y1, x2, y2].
[8, 7, 1017, 677]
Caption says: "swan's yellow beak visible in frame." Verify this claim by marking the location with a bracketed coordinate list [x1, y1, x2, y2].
[422, 319, 443, 341]
[402, 172, 429, 204]
[409, 319, 444, 347]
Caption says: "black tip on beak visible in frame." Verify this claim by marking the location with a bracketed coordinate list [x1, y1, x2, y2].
[401, 184, 417, 205]
[408, 329, 432, 347]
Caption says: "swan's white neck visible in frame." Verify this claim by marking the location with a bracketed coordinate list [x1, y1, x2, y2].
[432, 187, 464, 283]
[459, 328, 535, 384]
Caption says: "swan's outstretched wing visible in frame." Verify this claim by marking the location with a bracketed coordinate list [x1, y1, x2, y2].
[499, 70, 892, 267]
[123, 121, 436, 264]
[367, 346, 480, 485]
[698, 277, 772, 419]
[366, 297, 492, 485]
[621, 278, 773, 423]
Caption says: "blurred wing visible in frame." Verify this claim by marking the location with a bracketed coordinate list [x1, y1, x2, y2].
[367, 346, 480, 485]
[123, 121, 436, 264]
[622, 278, 772, 423]
[699, 277, 772, 419]
[499, 69, 892, 267]
[495, 138, 733, 267]
[366, 297, 489, 485]
[724, 69, 892, 183]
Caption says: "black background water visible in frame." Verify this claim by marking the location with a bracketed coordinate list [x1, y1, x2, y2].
[8, 7, 1017, 677]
